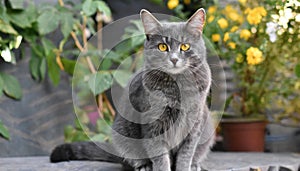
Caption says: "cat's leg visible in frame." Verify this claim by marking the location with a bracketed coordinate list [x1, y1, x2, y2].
[135, 165, 152, 171]
[151, 154, 171, 171]
[191, 136, 214, 171]
[126, 159, 152, 171]
[175, 135, 200, 171]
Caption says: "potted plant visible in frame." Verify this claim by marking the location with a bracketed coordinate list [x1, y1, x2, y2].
[203, 0, 300, 151]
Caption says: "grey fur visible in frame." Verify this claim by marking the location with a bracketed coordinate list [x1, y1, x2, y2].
[50, 9, 214, 171]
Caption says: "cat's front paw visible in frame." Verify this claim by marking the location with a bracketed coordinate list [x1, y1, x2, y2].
[135, 164, 152, 171]
[191, 164, 202, 171]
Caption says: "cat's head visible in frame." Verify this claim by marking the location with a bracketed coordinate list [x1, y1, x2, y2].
[140, 9, 206, 74]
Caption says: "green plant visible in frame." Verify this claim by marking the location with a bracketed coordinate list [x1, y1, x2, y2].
[64, 20, 145, 142]
[203, 0, 300, 120]
[0, 0, 140, 141]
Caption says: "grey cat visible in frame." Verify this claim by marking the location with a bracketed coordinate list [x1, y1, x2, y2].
[50, 9, 214, 171]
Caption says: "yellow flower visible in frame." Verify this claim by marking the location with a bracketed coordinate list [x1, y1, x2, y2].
[246, 7, 267, 25]
[244, 8, 251, 14]
[208, 16, 215, 23]
[212, 34, 221, 42]
[223, 5, 240, 22]
[238, 0, 247, 6]
[228, 42, 236, 49]
[230, 26, 239, 32]
[208, 6, 217, 14]
[256, 7, 267, 17]
[236, 53, 244, 63]
[223, 32, 230, 42]
[228, 12, 240, 22]
[217, 18, 229, 29]
[295, 81, 300, 90]
[183, 0, 191, 5]
[224, 5, 234, 14]
[238, 15, 244, 24]
[240, 29, 251, 40]
[246, 47, 263, 65]
[247, 11, 262, 25]
[167, 0, 179, 10]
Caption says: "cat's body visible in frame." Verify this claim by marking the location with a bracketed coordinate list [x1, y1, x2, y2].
[50, 9, 215, 171]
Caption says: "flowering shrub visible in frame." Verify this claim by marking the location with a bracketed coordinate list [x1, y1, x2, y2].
[163, 0, 300, 121]
[204, 0, 300, 120]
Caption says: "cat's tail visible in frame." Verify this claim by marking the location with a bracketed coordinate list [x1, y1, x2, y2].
[50, 141, 124, 164]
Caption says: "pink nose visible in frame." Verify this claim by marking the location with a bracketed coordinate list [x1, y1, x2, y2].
[170, 58, 178, 65]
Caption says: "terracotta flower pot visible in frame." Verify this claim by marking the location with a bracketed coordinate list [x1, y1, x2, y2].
[221, 118, 267, 152]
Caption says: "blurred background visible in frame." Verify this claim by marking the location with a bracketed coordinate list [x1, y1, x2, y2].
[0, 0, 299, 157]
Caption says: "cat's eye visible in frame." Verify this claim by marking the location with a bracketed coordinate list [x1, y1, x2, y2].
[158, 43, 168, 52]
[180, 43, 190, 51]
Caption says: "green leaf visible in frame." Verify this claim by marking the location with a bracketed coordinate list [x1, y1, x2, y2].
[90, 134, 106, 142]
[61, 58, 76, 75]
[29, 48, 43, 81]
[0, 5, 9, 23]
[0, 120, 10, 140]
[60, 12, 75, 38]
[41, 38, 55, 56]
[0, 73, 22, 99]
[94, 1, 111, 17]
[103, 50, 121, 61]
[82, 0, 97, 16]
[113, 70, 132, 87]
[37, 9, 60, 35]
[46, 52, 60, 86]
[8, 0, 24, 9]
[7, 10, 31, 28]
[96, 119, 111, 135]
[24, 3, 38, 24]
[88, 72, 113, 95]
[72, 131, 90, 142]
[40, 58, 47, 81]
[64, 125, 75, 143]
[99, 58, 112, 70]
[0, 74, 3, 92]
[131, 35, 145, 48]
[295, 64, 300, 78]
[29, 56, 41, 80]
[0, 19, 18, 35]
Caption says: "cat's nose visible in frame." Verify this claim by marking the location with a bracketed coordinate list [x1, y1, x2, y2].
[170, 58, 178, 65]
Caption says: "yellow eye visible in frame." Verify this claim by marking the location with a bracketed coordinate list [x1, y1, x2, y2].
[158, 43, 168, 51]
[180, 43, 190, 51]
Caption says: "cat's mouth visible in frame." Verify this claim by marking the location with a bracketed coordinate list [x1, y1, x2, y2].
[166, 65, 187, 74]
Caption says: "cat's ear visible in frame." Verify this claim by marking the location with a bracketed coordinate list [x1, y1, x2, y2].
[186, 8, 206, 36]
[140, 9, 162, 35]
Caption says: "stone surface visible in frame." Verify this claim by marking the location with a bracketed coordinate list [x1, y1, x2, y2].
[0, 153, 299, 171]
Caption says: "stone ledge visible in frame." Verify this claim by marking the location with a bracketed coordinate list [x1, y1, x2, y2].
[0, 153, 299, 171]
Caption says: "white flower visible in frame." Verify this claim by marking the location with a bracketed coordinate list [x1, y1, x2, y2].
[15, 35, 23, 49]
[266, 22, 279, 43]
[84, 29, 91, 38]
[295, 14, 300, 22]
[1, 47, 15, 64]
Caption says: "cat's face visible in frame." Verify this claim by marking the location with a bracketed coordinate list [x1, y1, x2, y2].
[141, 9, 206, 74]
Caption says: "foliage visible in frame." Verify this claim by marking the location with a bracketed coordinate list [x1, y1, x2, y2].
[0, 0, 140, 140]
[161, 0, 300, 123]
[66, 19, 145, 142]
[0, 120, 10, 140]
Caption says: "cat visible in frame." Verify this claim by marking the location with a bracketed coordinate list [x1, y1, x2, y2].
[50, 8, 215, 171]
